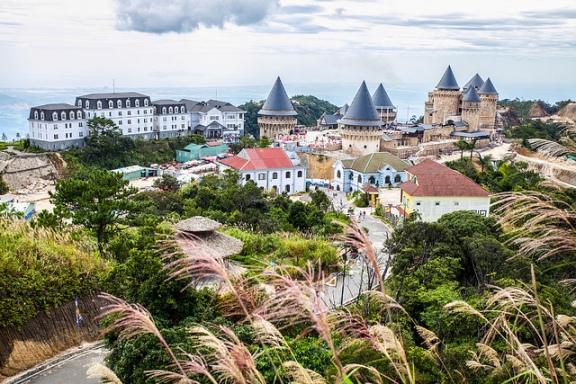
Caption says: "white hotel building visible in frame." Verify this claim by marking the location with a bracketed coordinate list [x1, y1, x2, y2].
[28, 104, 87, 151]
[75, 92, 155, 140]
[153, 100, 190, 139]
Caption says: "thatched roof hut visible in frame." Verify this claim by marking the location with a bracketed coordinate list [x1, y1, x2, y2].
[175, 216, 243, 258]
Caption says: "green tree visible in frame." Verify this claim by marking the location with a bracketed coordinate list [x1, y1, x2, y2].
[1, 133, 6, 141]
[309, 189, 331, 211]
[50, 169, 142, 255]
[237, 100, 263, 139]
[153, 174, 180, 192]
[80, 117, 136, 169]
[229, 135, 257, 154]
[258, 137, 272, 148]
[291, 95, 339, 127]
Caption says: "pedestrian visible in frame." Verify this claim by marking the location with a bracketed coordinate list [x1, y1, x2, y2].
[363, 210, 367, 218]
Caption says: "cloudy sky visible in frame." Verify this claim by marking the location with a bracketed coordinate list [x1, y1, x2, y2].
[1, 0, 575, 101]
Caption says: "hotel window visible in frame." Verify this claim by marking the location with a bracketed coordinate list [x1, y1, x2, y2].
[79, 122, 83, 127]
[181, 106, 185, 113]
[77, 111, 82, 119]
[169, 107, 173, 113]
[127, 120, 132, 124]
[135, 99, 140, 107]
[79, 132, 83, 137]
[97, 101, 102, 109]
[54, 124, 58, 129]
[126, 100, 131, 107]
[357, 175, 362, 182]
[60, 112, 66, 120]
[163, 117, 167, 121]
[144, 99, 149, 107]
[285, 171, 291, 178]
[109, 100, 114, 108]
[128, 128, 132, 133]
[258, 173, 266, 180]
[85, 101, 90, 108]
[454, 201, 459, 206]
[54, 134, 58, 139]
[34, 111, 39, 119]
[41, 112, 45, 120]
[53, 112, 58, 121]
[118, 111, 122, 116]
[127, 111, 131, 115]
[209, 115, 219, 120]
[117, 100, 122, 108]
[77, 100, 82, 107]
[297, 171, 303, 177]
[435, 202, 440, 206]
[70, 112, 75, 119]
[416, 202, 421, 206]
[162, 107, 167, 114]
[119, 120, 123, 125]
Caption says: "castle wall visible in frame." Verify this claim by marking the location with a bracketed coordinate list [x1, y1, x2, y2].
[258, 115, 297, 141]
[479, 95, 498, 129]
[429, 90, 461, 125]
[462, 102, 480, 132]
[340, 125, 381, 156]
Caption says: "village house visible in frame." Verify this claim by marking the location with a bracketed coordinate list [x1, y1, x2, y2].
[217, 147, 306, 194]
[397, 159, 491, 222]
[333, 152, 411, 193]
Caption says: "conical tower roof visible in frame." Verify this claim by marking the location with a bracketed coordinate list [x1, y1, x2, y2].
[462, 86, 481, 103]
[463, 73, 484, 90]
[435, 65, 460, 90]
[258, 76, 297, 116]
[341, 81, 382, 127]
[478, 78, 498, 95]
[372, 83, 395, 108]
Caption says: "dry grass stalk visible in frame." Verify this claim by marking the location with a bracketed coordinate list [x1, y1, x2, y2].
[492, 192, 576, 260]
[282, 361, 327, 384]
[86, 363, 123, 384]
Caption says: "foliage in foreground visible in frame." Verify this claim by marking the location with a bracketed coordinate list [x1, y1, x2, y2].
[0, 219, 109, 327]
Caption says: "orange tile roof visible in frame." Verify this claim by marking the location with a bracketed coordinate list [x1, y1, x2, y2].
[398, 159, 490, 197]
[218, 148, 294, 170]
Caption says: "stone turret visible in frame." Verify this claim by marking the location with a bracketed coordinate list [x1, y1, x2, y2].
[462, 87, 481, 132]
[424, 65, 461, 125]
[258, 77, 297, 141]
[340, 81, 382, 156]
[372, 83, 396, 125]
[478, 78, 498, 129]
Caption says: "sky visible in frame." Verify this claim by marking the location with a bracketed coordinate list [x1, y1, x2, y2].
[1, 0, 576, 102]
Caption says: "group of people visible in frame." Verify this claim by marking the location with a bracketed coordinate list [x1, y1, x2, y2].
[356, 210, 367, 223]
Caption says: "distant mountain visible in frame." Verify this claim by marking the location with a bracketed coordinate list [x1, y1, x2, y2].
[0, 94, 28, 108]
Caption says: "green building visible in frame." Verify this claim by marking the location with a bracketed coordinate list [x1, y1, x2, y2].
[111, 165, 160, 181]
[176, 142, 229, 163]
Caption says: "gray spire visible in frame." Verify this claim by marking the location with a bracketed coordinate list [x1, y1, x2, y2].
[462, 86, 481, 103]
[435, 65, 460, 90]
[463, 73, 484, 90]
[478, 77, 498, 95]
[341, 81, 382, 127]
[372, 83, 395, 108]
[258, 76, 297, 116]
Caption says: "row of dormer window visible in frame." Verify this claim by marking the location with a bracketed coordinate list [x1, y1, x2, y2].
[79, 99, 150, 109]
[154, 106, 186, 114]
[34, 111, 83, 121]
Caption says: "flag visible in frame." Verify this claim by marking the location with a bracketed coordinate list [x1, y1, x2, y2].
[263, 260, 276, 275]
[75, 296, 83, 327]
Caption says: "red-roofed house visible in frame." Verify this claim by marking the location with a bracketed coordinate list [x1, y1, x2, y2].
[217, 148, 306, 194]
[397, 159, 491, 222]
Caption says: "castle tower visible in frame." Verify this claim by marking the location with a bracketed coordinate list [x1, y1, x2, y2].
[372, 83, 396, 125]
[463, 73, 484, 91]
[258, 77, 297, 141]
[461, 87, 481, 132]
[424, 65, 461, 125]
[340, 81, 382, 156]
[477, 78, 499, 130]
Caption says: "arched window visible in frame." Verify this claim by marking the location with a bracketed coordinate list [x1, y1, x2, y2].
[181, 106, 185, 113]
[369, 176, 375, 184]
[97, 101, 102, 109]
[40, 112, 45, 120]
[385, 176, 391, 184]
[394, 174, 401, 183]
[109, 100, 114, 108]
[357, 175, 362, 183]
[34, 111, 39, 119]
[337, 170, 341, 178]
[69, 111, 75, 119]
[117, 100, 122, 108]
[169, 107, 173, 114]
[61, 112, 66, 120]
[77, 111, 82, 119]
[52, 112, 58, 121]
[245, 174, 251, 181]
[77, 100, 82, 107]
[285, 171, 291, 178]
[272, 172, 278, 179]
[135, 99, 140, 107]
[85, 101, 90, 108]
[285, 185, 291, 192]
[297, 170, 303, 177]
[162, 107, 167, 114]
[144, 99, 149, 107]
[126, 100, 131, 107]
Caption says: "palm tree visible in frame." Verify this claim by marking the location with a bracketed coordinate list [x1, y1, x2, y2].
[453, 138, 468, 160]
